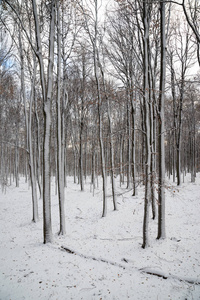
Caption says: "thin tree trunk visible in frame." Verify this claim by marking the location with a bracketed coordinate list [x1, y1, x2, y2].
[120, 134, 123, 187]
[191, 95, 196, 182]
[142, 1, 151, 249]
[126, 99, 131, 189]
[107, 96, 117, 210]
[176, 82, 183, 186]
[131, 103, 137, 196]
[15, 128, 19, 188]
[79, 107, 84, 191]
[35, 107, 42, 198]
[150, 100, 156, 220]
[84, 129, 88, 182]
[157, 0, 166, 240]
[29, 57, 39, 222]
[93, 0, 107, 217]
[56, 2, 66, 235]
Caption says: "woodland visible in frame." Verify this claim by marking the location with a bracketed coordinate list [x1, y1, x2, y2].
[0, 0, 200, 250]
[0, 1, 200, 299]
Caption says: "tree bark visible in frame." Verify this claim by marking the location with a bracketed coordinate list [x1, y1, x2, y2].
[92, 0, 107, 217]
[142, 0, 151, 249]
[56, 1, 66, 235]
[32, 0, 56, 243]
[29, 57, 39, 222]
[157, 0, 166, 240]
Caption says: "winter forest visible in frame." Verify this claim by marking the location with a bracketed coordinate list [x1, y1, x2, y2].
[0, 0, 200, 299]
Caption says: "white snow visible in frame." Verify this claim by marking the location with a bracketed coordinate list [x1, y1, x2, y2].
[0, 174, 200, 300]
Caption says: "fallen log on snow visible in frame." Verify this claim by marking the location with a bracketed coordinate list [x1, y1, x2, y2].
[139, 267, 200, 285]
[61, 246, 200, 285]
[61, 246, 126, 269]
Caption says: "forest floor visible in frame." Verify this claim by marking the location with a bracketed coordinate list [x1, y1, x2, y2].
[0, 173, 200, 300]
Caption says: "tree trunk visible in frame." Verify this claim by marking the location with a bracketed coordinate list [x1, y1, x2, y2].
[32, 0, 56, 243]
[15, 130, 19, 188]
[107, 96, 117, 211]
[29, 57, 39, 222]
[126, 100, 131, 189]
[131, 103, 137, 196]
[142, 1, 151, 249]
[157, 0, 166, 240]
[120, 134, 123, 187]
[35, 107, 42, 198]
[93, 0, 107, 217]
[56, 1, 66, 235]
[19, 22, 39, 221]
[150, 100, 156, 220]
[79, 121, 84, 191]
[190, 94, 196, 182]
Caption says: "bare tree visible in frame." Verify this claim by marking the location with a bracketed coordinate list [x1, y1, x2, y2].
[157, 0, 166, 240]
[142, 0, 152, 249]
[32, 0, 56, 243]
[56, 1, 66, 235]
[182, 0, 200, 65]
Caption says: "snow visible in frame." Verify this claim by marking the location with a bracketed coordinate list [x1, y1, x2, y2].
[0, 174, 200, 300]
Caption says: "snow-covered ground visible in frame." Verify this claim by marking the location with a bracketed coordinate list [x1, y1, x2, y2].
[0, 174, 200, 300]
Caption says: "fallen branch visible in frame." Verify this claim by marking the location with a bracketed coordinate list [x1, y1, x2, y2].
[62, 247, 75, 254]
[61, 246, 126, 269]
[61, 246, 200, 285]
[139, 267, 200, 285]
